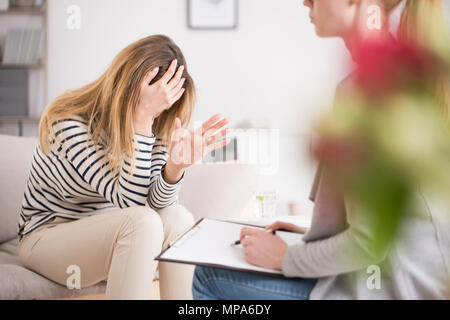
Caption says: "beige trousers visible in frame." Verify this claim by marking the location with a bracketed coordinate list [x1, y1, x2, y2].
[18, 204, 195, 300]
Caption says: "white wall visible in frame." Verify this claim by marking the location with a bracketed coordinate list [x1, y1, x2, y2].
[46, 0, 347, 135]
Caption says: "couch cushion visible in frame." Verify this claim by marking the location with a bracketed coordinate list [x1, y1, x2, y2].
[0, 238, 106, 300]
[0, 135, 38, 243]
[0, 264, 107, 300]
[0, 238, 23, 266]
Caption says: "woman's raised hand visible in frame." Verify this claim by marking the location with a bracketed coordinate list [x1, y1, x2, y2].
[163, 114, 231, 183]
[133, 59, 185, 136]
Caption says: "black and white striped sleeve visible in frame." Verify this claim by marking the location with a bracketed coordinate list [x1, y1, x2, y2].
[147, 138, 184, 209]
[52, 118, 156, 208]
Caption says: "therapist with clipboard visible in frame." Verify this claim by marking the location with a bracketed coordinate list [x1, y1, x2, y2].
[192, 0, 450, 300]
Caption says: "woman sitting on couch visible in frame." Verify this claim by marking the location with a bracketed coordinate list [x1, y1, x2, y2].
[17, 35, 230, 300]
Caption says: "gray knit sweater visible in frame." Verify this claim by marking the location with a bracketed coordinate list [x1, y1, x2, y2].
[282, 164, 450, 299]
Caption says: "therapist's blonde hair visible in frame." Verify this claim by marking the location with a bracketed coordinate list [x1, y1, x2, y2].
[39, 35, 195, 175]
[384, 0, 449, 118]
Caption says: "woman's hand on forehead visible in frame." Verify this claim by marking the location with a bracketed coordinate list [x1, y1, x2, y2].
[137, 59, 186, 118]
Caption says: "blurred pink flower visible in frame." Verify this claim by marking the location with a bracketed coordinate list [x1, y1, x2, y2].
[353, 37, 438, 99]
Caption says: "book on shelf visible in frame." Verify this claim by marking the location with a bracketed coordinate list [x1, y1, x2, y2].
[16, 29, 25, 63]
[2, 28, 44, 66]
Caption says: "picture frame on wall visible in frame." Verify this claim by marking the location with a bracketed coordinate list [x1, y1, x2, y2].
[188, 0, 238, 30]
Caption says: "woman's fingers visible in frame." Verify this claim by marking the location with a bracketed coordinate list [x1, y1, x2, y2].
[265, 221, 309, 233]
[195, 114, 222, 135]
[171, 77, 186, 95]
[143, 67, 159, 88]
[205, 128, 230, 145]
[296, 226, 309, 233]
[169, 117, 183, 157]
[172, 117, 183, 141]
[173, 116, 182, 130]
[159, 59, 178, 84]
[169, 87, 186, 105]
[265, 221, 286, 231]
[241, 237, 252, 247]
[168, 66, 185, 89]
[240, 227, 263, 240]
[206, 138, 231, 154]
[203, 118, 229, 138]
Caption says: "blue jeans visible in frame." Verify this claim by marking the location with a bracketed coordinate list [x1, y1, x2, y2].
[192, 266, 317, 300]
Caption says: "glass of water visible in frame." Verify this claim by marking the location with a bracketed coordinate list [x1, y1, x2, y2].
[253, 191, 277, 218]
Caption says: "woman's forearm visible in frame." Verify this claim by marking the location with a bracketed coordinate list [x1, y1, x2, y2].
[163, 159, 185, 184]
[133, 108, 154, 137]
[282, 227, 389, 278]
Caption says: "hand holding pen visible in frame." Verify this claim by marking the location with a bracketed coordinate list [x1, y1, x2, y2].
[231, 229, 276, 246]
[236, 226, 288, 271]
[232, 221, 308, 246]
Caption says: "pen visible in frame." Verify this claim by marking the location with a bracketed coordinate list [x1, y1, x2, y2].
[231, 229, 276, 246]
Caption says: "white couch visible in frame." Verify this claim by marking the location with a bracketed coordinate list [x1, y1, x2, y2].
[0, 134, 257, 299]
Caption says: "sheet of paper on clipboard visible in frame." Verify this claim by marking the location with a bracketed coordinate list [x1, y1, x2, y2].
[155, 218, 305, 276]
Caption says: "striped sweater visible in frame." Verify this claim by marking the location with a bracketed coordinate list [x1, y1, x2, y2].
[18, 116, 183, 239]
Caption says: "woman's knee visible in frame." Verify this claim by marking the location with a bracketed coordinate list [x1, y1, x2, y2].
[158, 204, 195, 234]
[120, 206, 164, 242]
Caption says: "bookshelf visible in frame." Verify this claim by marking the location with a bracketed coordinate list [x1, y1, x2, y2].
[0, 6, 45, 15]
[0, 0, 47, 136]
[0, 62, 43, 69]
[0, 115, 41, 136]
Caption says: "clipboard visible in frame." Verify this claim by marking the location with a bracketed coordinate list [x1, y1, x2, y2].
[155, 218, 305, 277]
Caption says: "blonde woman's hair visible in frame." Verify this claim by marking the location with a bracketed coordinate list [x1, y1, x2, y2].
[39, 35, 195, 174]
[385, 0, 449, 118]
